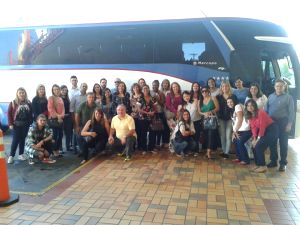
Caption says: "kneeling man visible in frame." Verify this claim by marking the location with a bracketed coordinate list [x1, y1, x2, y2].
[108, 104, 136, 161]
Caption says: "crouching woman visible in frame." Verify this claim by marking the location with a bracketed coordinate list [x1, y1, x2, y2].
[80, 108, 110, 164]
[245, 99, 278, 173]
[25, 114, 56, 165]
[171, 110, 197, 157]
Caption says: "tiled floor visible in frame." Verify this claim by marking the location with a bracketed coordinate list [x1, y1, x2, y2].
[1, 140, 300, 225]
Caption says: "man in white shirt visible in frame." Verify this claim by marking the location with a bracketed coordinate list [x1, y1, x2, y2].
[69, 76, 80, 101]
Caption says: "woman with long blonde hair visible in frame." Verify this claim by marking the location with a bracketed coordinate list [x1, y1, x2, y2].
[216, 81, 238, 159]
[7, 87, 32, 164]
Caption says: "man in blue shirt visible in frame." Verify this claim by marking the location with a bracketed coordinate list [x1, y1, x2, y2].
[232, 77, 249, 104]
[266, 79, 295, 171]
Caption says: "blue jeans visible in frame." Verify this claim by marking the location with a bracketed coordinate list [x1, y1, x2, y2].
[218, 119, 233, 154]
[10, 125, 30, 157]
[62, 115, 73, 151]
[233, 130, 252, 163]
[52, 127, 63, 151]
[193, 120, 202, 152]
[172, 137, 197, 155]
[253, 123, 278, 166]
[269, 117, 289, 166]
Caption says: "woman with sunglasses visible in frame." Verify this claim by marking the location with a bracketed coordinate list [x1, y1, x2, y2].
[199, 87, 219, 159]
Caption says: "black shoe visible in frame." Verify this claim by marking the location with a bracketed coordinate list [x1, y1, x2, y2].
[267, 162, 277, 168]
[279, 165, 286, 172]
[223, 153, 229, 159]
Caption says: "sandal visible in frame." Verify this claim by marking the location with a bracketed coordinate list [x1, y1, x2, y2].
[206, 155, 215, 160]
[232, 159, 240, 163]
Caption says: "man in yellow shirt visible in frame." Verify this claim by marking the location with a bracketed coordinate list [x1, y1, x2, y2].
[108, 104, 136, 161]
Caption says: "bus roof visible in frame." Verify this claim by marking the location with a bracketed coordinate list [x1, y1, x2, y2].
[0, 17, 281, 31]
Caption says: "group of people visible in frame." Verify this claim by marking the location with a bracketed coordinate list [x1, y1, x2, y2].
[5, 75, 294, 173]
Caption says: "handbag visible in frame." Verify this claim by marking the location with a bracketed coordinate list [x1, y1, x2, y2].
[164, 93, 176, 120]
[174, 123, 190, 143]
[203, 116, 218, 130]
[164, 109, 175, 120]
[48, 118, 63, 128]
[84, 135, 94, 143]
[83, 128, 95, 144]
[150, 115, 164, 131]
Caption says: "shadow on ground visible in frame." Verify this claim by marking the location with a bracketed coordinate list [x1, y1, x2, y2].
[3, 134, 82, 194]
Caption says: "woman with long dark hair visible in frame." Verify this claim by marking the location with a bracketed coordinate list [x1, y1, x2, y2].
[178, 90, 201, 156]
[32, 84, 48, 121]
[48, 84, 65, 157]
[245, 83, 268, 109]
[199, 87, 219, 159]
[138, 85, 156, 154]
[244, 99, 278, 173]
[207, 77, 220, 97]
[130, 83, 143, 151]
[227, 97, 251, 165]
[93, 83, 102, 106]
[101, 88, 113, 123]
[60, 85, 72, 152]
[111, 81, 131, 115]
[190, 82, 202, 102]
[80, 108, 110, 164]
[171, 110, 196, 157]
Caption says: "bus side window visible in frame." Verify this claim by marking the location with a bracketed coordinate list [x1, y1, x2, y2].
[278, 55, 296, 88]
[261, 60, 276, 96]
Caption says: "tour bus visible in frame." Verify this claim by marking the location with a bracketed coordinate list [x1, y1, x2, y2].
[0, 17, 299, 135]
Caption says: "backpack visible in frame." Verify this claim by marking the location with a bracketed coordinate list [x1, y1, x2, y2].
[13, 101, 31, 126]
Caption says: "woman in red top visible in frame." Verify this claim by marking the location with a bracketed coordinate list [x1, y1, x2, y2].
[245, 99, 278, 173]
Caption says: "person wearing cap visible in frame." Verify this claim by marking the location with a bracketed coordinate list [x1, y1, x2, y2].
[111, 78, 121, 94]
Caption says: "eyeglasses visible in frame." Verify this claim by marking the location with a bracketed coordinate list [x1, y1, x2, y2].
[201, 90, 208, 93]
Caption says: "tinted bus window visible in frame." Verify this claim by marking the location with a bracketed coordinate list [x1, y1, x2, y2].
[0, 21, 227, 69]
[152, 22, 226, 69]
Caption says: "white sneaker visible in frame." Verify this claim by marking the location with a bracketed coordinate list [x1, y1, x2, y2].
[28, 158, 35, 165]
[7, 156, 14, 164]
[18, 154, 26, 161]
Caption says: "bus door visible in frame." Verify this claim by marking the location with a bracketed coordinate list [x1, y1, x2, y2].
[260, 48, 300, 137]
